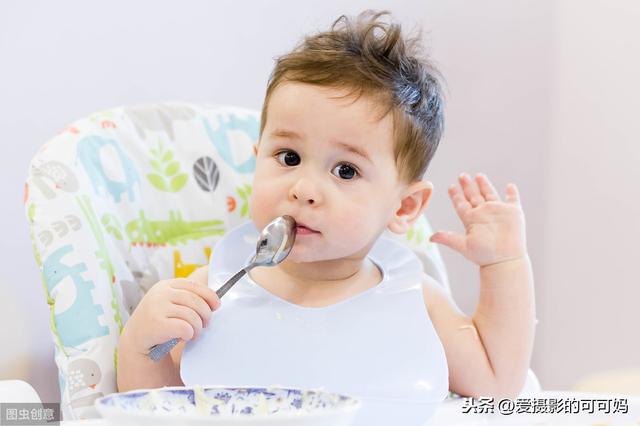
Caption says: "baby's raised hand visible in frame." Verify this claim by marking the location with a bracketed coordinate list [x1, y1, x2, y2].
[120, 277, 221, 355]
[430, 173, 527, 267]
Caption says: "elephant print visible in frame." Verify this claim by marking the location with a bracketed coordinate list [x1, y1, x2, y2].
[203, 113, 258, 174]
[43, 245, 110, 348]
[76, 135, 140, 203]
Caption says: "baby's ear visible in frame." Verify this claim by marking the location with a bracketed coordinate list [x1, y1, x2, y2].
[387, 180, 433, 235]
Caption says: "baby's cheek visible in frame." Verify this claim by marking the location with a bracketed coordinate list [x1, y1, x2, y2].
[248, 183, 271, 228]
[334, 211, 371, 241]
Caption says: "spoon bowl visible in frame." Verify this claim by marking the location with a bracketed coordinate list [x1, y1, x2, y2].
[252, 215, 297, 267]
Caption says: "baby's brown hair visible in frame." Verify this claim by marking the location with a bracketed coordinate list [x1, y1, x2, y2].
[259, 10, 445, 183]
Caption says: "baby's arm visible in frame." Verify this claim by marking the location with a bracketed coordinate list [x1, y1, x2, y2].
[422, 261, 535, 398]
[116, 266, 217, 391]
[427, 173, 536, 398]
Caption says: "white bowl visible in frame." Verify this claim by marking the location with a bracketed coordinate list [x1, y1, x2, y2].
[95, 385, 361, 426]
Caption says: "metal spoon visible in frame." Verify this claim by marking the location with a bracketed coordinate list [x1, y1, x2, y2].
[148, 215, 297, 361]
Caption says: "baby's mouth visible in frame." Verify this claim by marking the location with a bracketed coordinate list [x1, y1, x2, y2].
[295, 224, 320, 235]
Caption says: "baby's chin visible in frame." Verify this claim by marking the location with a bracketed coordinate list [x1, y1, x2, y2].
[284, 243, 360, 265]
[283, 242, 339, 264]
[284, 247, 324, 264]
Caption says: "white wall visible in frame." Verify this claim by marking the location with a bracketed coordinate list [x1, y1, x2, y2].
[1, 0, 635, 403]
[537, 0, 640, 389]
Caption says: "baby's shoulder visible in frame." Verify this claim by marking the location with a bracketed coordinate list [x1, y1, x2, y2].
[420, 273, 450, 313]
[419, 272, 470, 331]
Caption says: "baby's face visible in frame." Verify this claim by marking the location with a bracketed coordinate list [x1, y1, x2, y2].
[250, 82, 405, 263]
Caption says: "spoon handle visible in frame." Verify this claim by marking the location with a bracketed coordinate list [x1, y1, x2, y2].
[148, 267, 249, 362]
[215, 268, 248, 298]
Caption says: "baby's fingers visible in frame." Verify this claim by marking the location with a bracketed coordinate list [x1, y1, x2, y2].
[475, 173, 500, 202]
[448, 184, 472, 218]
[430, 230, 466, 254]
[170, 288, 212, 327]
[166, 305, 203, 341]
[170, 279, 220, 311]
[505, 183, 521, 205]
[459, 173, 485, 207]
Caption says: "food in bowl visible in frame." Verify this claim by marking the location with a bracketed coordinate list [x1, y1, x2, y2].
[95, 385, 361, 425]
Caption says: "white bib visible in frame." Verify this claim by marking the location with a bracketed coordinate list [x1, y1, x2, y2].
[181, 221, 449, 425]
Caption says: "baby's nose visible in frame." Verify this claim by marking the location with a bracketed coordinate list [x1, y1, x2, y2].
[292, 193, 315, 204]
[289, 178, 321, 205]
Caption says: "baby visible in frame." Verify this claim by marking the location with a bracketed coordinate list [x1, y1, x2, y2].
[117, 10, 535, 404]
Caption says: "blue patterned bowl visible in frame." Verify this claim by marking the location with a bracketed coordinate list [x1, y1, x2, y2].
[95, 386, 361, 425]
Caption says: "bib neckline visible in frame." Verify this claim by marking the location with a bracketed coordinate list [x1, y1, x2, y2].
[243, 253, 387, 311]
[209, 221, 422, 312]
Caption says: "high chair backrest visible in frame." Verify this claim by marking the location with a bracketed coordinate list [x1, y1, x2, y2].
[24, 102, 450, 420]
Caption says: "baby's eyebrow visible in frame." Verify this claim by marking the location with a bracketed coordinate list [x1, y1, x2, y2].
[270, 128, 372, 165]
[331, 140, 373, 165]
[271, 129, 303, 140]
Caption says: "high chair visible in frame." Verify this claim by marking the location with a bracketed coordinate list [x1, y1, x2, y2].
[24, 102, 537, 420]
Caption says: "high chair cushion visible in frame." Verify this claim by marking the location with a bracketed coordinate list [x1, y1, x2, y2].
[24, 102, 450, 420]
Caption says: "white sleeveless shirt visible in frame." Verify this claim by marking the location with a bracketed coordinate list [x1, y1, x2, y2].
[181, 221, 449, 425]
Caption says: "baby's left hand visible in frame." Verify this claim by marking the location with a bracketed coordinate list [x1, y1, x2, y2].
[430, 173, 527, 267]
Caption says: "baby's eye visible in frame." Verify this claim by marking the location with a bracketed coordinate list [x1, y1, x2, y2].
[331, 163, 359, 180]
[275, 150, 301, 166]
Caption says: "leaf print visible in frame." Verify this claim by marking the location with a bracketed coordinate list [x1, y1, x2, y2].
[146, 138, 187, 192]
[147, 173, 168, 191]
[165, 161, 180, 176]
[193, 156, 220, 192]
[170, 174, 188, 192]
[235, 184, 252, 218]
[101, 213, 123, 240]
[28, 203, 36, 224]
[150, 160, 162, 173]
[236, 183, 252, 201]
